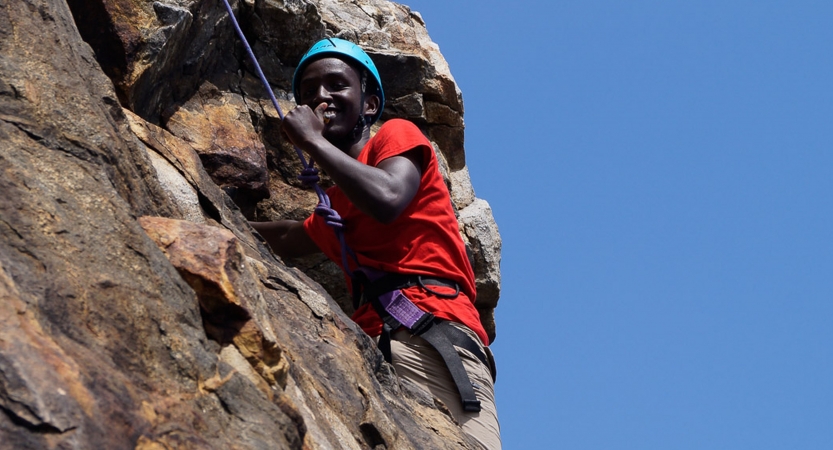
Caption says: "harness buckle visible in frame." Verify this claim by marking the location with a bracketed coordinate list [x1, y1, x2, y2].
[462, 399, 482, 413]
[409, 312, 435, 336]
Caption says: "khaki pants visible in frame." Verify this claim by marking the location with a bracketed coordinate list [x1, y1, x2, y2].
[388, 325, 501, 450]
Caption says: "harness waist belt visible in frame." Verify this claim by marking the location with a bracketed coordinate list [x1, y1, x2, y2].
[355, 272, 460, 310]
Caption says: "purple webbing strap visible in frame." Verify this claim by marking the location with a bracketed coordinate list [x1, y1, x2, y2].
[220, 0, 358, 275]
[353, 267, 426, 328]
[377, 290, 426, 329]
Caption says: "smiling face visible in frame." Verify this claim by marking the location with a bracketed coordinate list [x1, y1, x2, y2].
[297, 57, 379, 149]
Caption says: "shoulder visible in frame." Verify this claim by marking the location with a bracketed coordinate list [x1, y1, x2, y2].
[365, 119, 433, 166]
[377, 118, 423, 134]
[373, 119, 430, 146]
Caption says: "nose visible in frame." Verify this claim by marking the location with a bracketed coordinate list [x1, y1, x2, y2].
[310, 84, 332, 105]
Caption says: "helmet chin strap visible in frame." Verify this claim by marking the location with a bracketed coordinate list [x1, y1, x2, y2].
[351, 87, 376, 139]
[352, 115, 368, 139]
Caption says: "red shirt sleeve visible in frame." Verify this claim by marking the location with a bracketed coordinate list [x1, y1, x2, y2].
[360, 119, 433, 171]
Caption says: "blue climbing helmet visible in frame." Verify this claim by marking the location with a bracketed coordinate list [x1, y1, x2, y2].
[292, 38, 385, 124]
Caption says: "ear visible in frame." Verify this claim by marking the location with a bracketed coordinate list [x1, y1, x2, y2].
[362, 94, 380, 119]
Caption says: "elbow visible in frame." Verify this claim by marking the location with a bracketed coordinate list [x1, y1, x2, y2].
[367, 199, 404, 224]
[361, 179, 417, 224]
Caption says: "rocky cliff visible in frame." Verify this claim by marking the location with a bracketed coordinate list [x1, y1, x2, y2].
[0, 0, 501, 448]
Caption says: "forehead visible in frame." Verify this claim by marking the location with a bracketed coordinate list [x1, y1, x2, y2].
[300, 57, 361, 83]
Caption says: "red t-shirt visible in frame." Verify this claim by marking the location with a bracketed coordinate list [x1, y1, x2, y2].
[304, 119, 488, 345]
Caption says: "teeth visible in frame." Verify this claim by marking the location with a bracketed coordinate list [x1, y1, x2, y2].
[323, 111, 335, 124]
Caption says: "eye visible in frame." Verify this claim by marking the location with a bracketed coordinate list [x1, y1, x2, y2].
[300, 86, 317, 101]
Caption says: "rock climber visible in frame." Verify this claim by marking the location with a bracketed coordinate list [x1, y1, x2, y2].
[251, 38, 500, 449]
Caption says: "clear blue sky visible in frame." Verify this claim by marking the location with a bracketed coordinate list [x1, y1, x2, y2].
[403, 1, 833, 448]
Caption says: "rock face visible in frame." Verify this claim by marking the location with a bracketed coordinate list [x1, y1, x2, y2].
[0, 0, 501, 448]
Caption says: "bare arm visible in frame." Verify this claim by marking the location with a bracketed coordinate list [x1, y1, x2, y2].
[250, 220, 320, 259]
[306, 143, 423, 223]
[282, 104, 423, 224]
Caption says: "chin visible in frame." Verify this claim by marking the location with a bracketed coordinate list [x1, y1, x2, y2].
[321, 125, 343, 139]
[322, 127, 353, 146]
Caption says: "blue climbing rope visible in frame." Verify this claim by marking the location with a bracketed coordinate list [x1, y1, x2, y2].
[219, 0, 358, 275]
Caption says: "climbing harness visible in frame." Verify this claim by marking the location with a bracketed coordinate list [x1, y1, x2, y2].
[220, 0, 492, 413]
[354, 268, 496, 412]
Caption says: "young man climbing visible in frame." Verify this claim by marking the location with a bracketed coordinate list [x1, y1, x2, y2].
[251, 38, 500, 449]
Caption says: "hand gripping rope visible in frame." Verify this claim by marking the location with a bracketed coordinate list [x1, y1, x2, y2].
[219, 0, 358, 275]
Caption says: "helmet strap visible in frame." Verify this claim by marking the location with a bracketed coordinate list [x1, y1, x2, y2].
[352, 88, 372, 139]
[352, 114, 368, 139]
